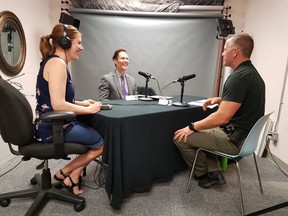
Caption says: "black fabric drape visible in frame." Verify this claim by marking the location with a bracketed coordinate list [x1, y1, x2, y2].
[83, 96, 216, 208]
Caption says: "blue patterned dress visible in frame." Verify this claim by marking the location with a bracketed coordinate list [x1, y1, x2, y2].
[34, 55, 76, 142]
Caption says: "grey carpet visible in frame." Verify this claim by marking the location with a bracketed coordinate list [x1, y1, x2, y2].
[0, 155, 287, 216]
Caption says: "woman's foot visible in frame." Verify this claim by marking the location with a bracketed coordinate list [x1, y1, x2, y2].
[54, 169, 68, 182]
[63, 175, 84, 195]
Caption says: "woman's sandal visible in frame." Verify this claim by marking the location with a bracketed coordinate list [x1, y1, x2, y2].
[63, 175, 83, 195]
[54, 169, 68, 183]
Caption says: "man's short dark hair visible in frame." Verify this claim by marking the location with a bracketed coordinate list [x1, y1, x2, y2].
[112, 48, 127, 61]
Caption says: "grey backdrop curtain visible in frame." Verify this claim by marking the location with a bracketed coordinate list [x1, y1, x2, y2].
[70, 9, 221, 100]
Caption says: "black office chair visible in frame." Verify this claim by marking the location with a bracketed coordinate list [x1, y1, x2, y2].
[0, 78, 89, 215]
[137, 86, 156, 96]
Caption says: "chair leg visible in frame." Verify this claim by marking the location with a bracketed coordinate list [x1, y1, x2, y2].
[253, 153, 263, 194]
[186, 149, 200, 193]
[234, 161, 245, 216]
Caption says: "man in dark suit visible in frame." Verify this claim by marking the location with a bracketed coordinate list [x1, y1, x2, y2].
[99, 48, 138, 100]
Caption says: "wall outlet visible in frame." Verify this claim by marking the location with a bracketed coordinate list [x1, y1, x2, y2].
[267, 131, 279, 143]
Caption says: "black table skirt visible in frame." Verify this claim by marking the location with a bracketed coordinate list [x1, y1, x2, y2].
[79, 96, 215, 209]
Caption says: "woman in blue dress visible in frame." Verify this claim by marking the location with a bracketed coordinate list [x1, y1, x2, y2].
[34, 23, 103, 195]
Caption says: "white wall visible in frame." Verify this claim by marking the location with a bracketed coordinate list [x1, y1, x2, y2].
[226, 0, 288, 165]
[0, 0, 287, 167]
[0, 0, 61, 165]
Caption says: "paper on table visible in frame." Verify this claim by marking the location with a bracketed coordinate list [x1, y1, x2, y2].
[125, 95, 138, 101]
[188, 99, 218, 109]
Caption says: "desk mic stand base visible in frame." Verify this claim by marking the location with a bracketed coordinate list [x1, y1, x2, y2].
[172, 102, 190, 107]
[139, 97, 153, 101]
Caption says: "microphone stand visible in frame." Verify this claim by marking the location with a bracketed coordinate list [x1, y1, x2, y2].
[139, 77, 153, 101]
[172, 80, 190, 107]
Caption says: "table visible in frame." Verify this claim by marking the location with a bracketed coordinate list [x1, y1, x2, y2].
[85, 96, 215, 209]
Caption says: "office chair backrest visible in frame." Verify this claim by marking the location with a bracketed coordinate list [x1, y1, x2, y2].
[0, 79, 34, 146]
[137, 86, 156, 96]
[238, 112, 273, 157]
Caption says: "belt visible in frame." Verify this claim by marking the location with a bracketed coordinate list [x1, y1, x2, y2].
[220, 123, 248, 147]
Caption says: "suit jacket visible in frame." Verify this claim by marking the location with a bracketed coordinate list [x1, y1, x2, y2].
[99, 70, 138, 100]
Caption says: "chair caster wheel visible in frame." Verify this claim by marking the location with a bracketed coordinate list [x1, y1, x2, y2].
[30, 177, 37, 185]
[74, 201, 85, 212]
[0, 199, 11, 207]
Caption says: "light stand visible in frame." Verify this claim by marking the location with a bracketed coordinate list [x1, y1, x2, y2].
[138, 77, 153, 101]
[172, 80, 189, 107]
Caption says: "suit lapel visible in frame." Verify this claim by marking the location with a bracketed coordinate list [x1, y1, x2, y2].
[112, 71, 124, 98]
[126, 75, 132, 95]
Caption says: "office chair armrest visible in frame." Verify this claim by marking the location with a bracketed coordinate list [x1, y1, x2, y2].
[40, 111, 76, 159]
[40, 111, 76, 121]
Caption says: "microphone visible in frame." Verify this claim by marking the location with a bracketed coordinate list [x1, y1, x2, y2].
[138, 71, 155, 79]
[173, 74, 196, 83]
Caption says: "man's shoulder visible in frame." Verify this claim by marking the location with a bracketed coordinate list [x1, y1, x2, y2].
[102, 71, 116, 78]
[125, 73, 136, 80]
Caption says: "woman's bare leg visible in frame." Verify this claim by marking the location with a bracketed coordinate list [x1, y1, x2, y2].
[55, 144, 103, 194]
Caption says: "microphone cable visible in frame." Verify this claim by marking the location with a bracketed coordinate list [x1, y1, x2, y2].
[80, 157, 107, 190]
[152, 78, 172, 105]
[153, 77, 163, 97]
[161, 81, 174, 92]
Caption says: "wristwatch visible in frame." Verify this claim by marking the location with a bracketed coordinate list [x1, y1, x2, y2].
[188, 122, 198, 132]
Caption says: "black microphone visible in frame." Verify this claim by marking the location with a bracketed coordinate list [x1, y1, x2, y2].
[138, 71, 155, 79]
[173, 74, 196, 83]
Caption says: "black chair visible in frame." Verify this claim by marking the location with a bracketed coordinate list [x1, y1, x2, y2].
[0, 78, 89, 215]
[137, 86, 156, 96]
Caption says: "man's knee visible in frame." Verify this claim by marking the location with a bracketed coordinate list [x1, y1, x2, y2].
[173, 137, 189, 152]
[173, 137, 181, 148]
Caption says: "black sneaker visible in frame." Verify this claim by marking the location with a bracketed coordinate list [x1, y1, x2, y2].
[198, 171, 226, 188]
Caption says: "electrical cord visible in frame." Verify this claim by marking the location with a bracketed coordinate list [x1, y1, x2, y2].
[81, 158, 107, 190]
[265, 143, 288, 178]
[0, 155, 107, 191]
[246, 135, 288, 215]
[153, 78, 163, 97]
[0, 157, 23, 178]
[161, 80, 174, 92]
[149, 78, 172, 105]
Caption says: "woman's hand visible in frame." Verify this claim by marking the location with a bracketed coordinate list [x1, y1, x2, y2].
[86, 102, 102, 114]
[79, 99, 98, 106]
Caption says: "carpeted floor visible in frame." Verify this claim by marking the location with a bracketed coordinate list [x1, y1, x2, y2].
[0, 155, 287, 216]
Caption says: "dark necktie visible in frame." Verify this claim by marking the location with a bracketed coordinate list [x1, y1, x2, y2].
[120, 75, 127, 98]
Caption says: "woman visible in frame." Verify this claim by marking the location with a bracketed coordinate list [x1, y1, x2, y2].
[34, 23, 103, 195]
